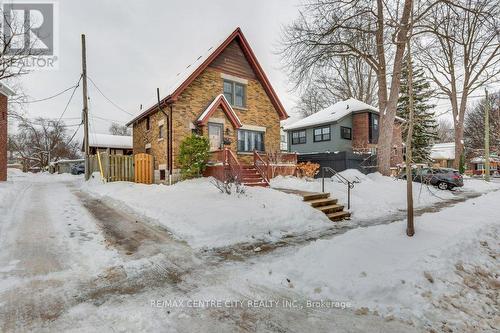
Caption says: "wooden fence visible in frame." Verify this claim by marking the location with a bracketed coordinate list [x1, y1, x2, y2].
[134, 153, 154, 184]
[89, 153, 134, 182]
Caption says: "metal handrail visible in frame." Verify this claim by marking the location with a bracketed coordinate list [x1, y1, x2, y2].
[321, 166, 356, 210]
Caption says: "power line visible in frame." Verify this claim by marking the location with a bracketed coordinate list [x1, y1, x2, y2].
[87, 76, 133, 116]
[57, 75, 83, 124]
[66, 122, 83, 145]
[24, 84, 79, 103]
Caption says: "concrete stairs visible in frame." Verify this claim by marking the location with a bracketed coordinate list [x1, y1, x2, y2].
[241, 165, 269, 187]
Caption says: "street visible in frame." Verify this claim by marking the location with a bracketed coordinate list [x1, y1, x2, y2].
[0, 174, 422, 332]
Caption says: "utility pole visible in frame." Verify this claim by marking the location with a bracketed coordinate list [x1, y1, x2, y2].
[81, 34, 90, 181]
[484, 89, 490, 182]
[405, 5, 415, 237]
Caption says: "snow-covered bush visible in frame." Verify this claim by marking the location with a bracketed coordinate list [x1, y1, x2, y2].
[178, 135, 210, 179]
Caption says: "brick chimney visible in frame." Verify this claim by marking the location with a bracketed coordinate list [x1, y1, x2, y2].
[0, 82, 15, 181]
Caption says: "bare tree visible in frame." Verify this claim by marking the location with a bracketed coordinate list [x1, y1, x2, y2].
[416, 0, 500, 168]
[281, 0, 420, 175]
[464, 91, 500, 156]
[436, 118, 455, 143]
[0, 8, 42, 81]
[295, 56, 378, 117]
[9, 117, 81, 171]
[109, 122, 131, 136]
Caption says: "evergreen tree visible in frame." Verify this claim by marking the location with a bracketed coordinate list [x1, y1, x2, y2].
[398, 58, 439, 163]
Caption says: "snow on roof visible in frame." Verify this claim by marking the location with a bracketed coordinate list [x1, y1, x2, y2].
[430, 142, 455, 160]
[126, 28, 287, 126]
[88, 133, 133, 149]
[470, 156, 500, 163]
[284, 98, 379, 131]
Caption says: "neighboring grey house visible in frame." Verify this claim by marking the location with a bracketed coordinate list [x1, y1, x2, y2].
[284, 98, 405, 168]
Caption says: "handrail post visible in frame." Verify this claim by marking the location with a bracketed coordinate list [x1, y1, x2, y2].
[347, 184, 351, 210]
[322, 167, 325, 193]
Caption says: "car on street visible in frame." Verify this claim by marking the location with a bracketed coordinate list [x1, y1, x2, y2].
[71, 163, 85, 175]
[400, 167, 464, 190]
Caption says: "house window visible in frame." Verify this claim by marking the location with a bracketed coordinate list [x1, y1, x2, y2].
[160, 169, 166, 181]
[145, 148, 151, 154]
[313, 126, 330, 142]
[291, 130, 306, 144]
[477, 163, 485, 170]
[369, 113, 379, 144]
[340, 126, 352, 140]
[237, 130, 264, 152]
[223, 79, 246, 108]
[159, 124, 164, 139]
[146, 116, 150, 131]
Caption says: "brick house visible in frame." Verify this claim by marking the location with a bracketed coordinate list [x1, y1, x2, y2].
[284, 98, 404, 169]
[0, 82, 15, 181]
[126, 28, 291, 184]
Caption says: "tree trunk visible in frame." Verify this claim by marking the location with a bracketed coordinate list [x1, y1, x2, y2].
[453, 124, 464, 170]
[376, 0, 413, 176]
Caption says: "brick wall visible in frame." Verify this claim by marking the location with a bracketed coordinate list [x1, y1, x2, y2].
[352, 112, 370, 149]
[133, 66, 281, 177]
[352, 111, 404, 166]
[0, 94, 7, 181]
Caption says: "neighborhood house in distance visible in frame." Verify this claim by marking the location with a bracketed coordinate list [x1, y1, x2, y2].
[83, 133, 133, 155]
[284, 98, 404, 170]
[127, 27, 289, 183]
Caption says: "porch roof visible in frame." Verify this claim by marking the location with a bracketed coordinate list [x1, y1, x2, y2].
[197, 94, 242, 128]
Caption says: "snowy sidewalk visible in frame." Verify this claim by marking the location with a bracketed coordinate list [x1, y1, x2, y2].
[242, 188, 500, 332]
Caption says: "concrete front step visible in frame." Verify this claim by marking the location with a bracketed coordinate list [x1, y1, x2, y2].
[318, 204, 344, 214]
[307, 198, 338, 207]
[327, 211, 351, 221]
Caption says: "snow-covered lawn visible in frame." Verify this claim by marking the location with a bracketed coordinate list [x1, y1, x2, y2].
[271, 169, 500, 220]
[243, 189, 500, 330]
[81, 175, 332, 249]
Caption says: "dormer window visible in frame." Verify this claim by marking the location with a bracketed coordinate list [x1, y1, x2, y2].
[223, 79, 246, 108]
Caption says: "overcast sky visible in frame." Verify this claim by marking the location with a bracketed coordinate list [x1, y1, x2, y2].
[16, 0, 499, 141]
[18, 0, 304, 139]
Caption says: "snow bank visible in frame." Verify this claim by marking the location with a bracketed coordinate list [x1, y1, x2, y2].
[271, 170, 500, 221]
[246, 189, 500, 322]
[6, 168, 82, 183]
[81, 176, 331, 249]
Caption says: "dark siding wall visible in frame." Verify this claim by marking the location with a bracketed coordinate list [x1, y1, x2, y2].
[298, 151, 375, 175]
[209, 40, 256, 79]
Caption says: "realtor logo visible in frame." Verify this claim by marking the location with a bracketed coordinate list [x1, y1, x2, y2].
[2, 1, 59, 70]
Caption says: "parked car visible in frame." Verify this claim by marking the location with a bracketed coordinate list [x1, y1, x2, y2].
[71, 163, 85, 175]
[400, 167, 463, 190]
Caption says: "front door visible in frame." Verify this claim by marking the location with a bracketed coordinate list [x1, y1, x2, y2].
[208, 123, 223, 151]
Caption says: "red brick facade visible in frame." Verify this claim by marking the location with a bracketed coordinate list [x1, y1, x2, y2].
[352, 111, 404, 166]
[0, 94, 7, 181]
[352, 112, 370, 149]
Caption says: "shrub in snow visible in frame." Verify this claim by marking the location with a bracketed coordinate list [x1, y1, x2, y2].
[296, 162, 320, 180]
[178, 135, 210, 179]
[210, 176, 246, 196]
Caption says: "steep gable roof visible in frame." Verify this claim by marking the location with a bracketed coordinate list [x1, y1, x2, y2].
[284, 98, 405, 131]
[197, 94, 242, 128]
[126, 27, 288, 126]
